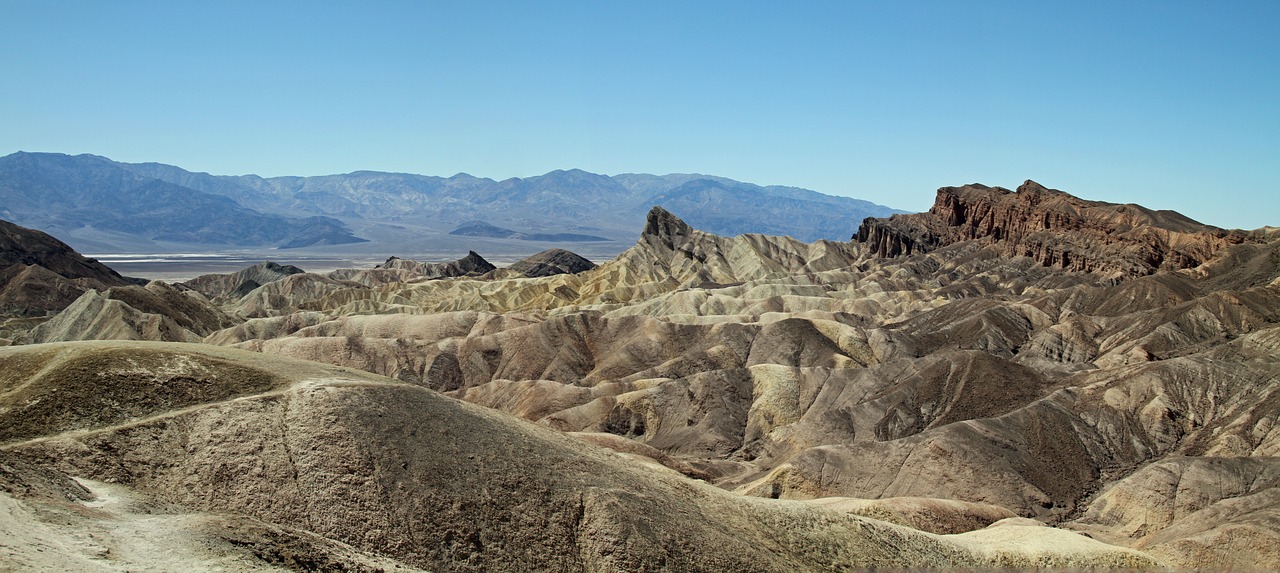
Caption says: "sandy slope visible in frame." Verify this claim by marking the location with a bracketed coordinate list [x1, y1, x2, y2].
[0, 341, 1164, 571]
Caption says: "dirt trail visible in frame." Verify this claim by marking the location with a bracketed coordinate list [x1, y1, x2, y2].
[0, 376, 385, 450]
[0, 478, 285, 572]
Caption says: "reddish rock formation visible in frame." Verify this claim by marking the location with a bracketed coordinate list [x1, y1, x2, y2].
[856, 180, 1264, 278]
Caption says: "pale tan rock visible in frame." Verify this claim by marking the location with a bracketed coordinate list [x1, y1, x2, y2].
[2, 340, 1156, 571]
[1072, 457, 1280, 568]
[29, 289, 204, 343]
[6, 192, 1280, 570]
[806, 496, 1017, 534]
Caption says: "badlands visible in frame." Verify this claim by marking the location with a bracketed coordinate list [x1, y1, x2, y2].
[2, 180, 1279, 571]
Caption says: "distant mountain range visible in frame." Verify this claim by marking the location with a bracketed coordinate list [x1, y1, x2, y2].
[0, 153, 365, 251]
[0, 151, 903, 254]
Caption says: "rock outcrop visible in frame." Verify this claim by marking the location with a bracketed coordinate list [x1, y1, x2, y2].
[379, 251, 496, 277]
[507, 248, 597, 277]
[856, 180, 1265, 278]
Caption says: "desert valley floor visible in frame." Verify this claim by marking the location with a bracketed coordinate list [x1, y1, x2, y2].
[2, 181, 1279, 571]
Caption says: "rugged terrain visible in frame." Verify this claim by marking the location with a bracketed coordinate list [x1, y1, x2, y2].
[0, 219, 140, 339]
[2, 179, 1279, 570]
[0, 342, 1156, 571]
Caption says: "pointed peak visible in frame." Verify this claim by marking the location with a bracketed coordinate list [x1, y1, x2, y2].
[643, 206, 692, 243]
[457, 251, 496, 274]
[1016, 180, 1054, 195]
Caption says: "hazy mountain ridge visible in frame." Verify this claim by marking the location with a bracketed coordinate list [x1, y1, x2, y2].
[0, 152, 901, 250]
[110, 153, 903, 244]
[0, 152, 366, 250]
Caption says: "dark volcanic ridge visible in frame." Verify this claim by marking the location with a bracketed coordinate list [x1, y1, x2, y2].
[378, 251, 497, 277]
[181, 261, 307, 300]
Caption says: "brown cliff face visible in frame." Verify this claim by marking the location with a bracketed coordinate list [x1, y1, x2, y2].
[856, 180, 1262, 278]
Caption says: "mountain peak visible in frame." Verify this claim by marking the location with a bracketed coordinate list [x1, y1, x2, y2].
[642, 206, 692, 247]
[457, 251, 496, 274]
[1017, 179, 1048, 193]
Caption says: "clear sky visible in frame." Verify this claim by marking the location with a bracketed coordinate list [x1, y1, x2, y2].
[3, 1, 1277, 229]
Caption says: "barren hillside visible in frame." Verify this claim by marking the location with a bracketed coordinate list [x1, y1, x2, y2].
[3, 180, 1279, 570]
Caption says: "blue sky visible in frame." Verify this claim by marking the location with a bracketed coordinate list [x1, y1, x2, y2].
[3, 1, 1277, 228]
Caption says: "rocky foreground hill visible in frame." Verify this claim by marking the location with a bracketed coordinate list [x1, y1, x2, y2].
[1, 180, 1279, 570]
